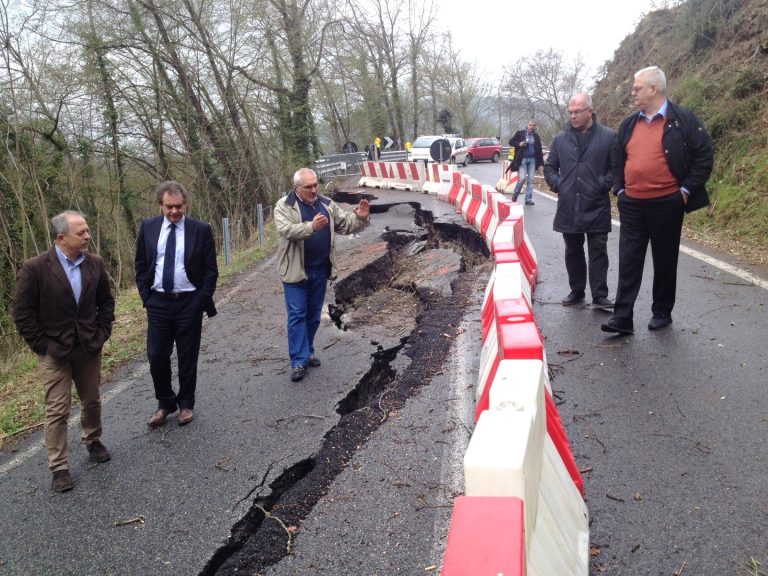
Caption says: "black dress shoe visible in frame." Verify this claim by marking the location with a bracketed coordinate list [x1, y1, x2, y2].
[561, 292, 585, 306]
[291, 365, 306, 382]
[601, 318, 634, 335]
[648, 316, 673, 331]
[308, 356, 321, 368]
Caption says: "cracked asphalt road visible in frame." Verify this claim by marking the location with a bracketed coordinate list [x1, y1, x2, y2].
[1, 162, 766, 576]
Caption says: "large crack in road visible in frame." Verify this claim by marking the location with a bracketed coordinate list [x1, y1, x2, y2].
[200, 197, 489, 576]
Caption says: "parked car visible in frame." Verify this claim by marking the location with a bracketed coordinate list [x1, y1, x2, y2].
[466, 137, 502, 163]
[407, 135, 468, 166]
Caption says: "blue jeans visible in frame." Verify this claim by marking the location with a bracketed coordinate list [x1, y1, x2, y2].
[513, 157, 536, 202]
[283, 265, 329, 368]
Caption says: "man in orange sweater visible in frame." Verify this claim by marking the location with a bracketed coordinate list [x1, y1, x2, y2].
[602, 66, 713, 335]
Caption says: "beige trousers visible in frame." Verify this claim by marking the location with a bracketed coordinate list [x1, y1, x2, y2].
[38, 346, 103, 472]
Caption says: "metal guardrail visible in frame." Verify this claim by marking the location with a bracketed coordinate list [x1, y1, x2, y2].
[379, 150, 407, 161]
[315, 152, 368, 178]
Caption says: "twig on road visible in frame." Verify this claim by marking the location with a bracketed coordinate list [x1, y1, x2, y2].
[574, 415, 607, 453]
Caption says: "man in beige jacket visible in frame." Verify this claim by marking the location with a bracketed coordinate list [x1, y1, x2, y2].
[275, 168, 370, 382]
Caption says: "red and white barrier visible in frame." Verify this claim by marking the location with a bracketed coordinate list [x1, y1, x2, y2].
[386, 161, 423, 191]
[465, 182, 484, 228]
[491, 210, 539, 290]
[464, 375, 589, 575]
[423, 163, 457, 196]
[484, 189, 513, 250]
[358, 161, 424, 191]
[496, 160, 519, 193]
[446, 172, 463, 206]
[457, 175, 474, 219]
[441, 496, 525, 576]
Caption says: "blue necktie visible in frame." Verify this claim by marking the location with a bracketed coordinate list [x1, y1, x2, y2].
[162, 223, 176, 293]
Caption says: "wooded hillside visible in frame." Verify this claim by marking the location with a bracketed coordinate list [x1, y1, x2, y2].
[593, 0, 768, 263]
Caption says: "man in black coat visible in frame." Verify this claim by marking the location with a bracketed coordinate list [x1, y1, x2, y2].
[508, 120, 545, 205]
[602, 66, 713, 335]
[544, 93, 616, 309]
[135, 181, 218, 426]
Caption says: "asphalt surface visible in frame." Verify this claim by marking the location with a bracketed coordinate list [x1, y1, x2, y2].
[1, 161, 766, 576]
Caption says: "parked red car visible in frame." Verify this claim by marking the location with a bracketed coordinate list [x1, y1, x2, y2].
[466, 137, 502, 163]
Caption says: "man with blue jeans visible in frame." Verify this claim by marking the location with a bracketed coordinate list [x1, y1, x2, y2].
[509, 120, 545, 205]
[275, 168, 370, 382]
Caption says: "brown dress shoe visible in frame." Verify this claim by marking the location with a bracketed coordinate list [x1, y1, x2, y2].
[178, 408, 194, 426]
[148, 408, 170, 428]
[52, 470, 74, 492]
[87, 440, 111, 463]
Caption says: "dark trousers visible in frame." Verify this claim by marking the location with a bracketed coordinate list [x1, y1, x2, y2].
[614, 193, 685, 324]
[562, 232, 609, 300]
[283, 265, 329, 368]
[146, 291, 203, 411]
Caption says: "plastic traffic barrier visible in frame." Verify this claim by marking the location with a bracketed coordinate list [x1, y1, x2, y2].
[441, 496, 525, 576]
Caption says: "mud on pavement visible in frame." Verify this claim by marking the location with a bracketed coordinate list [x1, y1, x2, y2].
[201, 189, 491, 575]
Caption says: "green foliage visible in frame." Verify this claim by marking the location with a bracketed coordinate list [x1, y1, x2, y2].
[672, 74, 710, 114]
[732, 68, 766, 99]
[706, 97, 760, 139]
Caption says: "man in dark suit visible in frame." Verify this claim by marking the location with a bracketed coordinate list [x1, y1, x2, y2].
[508, 120, 545, 205]
[135, 181, 218, 427]
[13, 211, 115, 492]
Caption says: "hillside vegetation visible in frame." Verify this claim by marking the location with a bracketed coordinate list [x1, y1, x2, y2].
[593, 0, 768, 265]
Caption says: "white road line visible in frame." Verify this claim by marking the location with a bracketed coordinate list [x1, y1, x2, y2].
[608, 217, 768, 291]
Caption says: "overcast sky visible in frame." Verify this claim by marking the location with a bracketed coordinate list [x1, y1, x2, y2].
[435, 0, 660, 86]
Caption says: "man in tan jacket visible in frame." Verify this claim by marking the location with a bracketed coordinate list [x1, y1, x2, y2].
[275, 168, 370, 382]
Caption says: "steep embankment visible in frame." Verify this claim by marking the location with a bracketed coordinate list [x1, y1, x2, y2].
[593, 0, 768, 266]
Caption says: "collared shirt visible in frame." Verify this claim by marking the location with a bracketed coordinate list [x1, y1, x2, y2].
[639, 99, 668, 123]
[54, 245, 84, 305]
[153, 216, 195, 293]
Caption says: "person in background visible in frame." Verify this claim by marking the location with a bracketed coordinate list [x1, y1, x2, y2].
[13, 211, 115, 492]
[544, 92, 616, 309]
[509, 120, 545, 205]
[135, 181, 219, 427]
[275, 168, 370, 383]
[602, 66, 713, 335]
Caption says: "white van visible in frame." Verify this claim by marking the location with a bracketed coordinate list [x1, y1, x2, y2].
[407, 135, 468, 166]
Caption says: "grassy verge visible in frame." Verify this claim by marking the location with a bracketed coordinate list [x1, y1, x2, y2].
[0, 227, 276, 448]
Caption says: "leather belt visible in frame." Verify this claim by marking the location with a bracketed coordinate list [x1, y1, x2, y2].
[152, 290, 195, 301]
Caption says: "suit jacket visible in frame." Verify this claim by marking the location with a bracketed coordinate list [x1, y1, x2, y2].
[134, 215, 218, 317]
[13, 248, 115, 359]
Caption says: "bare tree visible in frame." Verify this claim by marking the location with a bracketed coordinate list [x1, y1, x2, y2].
[501, 48, 589, 140]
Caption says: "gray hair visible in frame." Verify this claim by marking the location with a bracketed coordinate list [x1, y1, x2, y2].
[50, 210, 85, 236]
[570, 92, 593, 107]
[155, 180, 189, 204]
[635, 66, 667, 93]
[293, 168, 317, 187]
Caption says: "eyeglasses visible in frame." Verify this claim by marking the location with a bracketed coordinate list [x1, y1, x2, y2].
[567, 107, 590, 116]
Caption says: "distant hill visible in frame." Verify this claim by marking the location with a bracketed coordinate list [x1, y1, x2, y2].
[593, 0, 768, 265]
